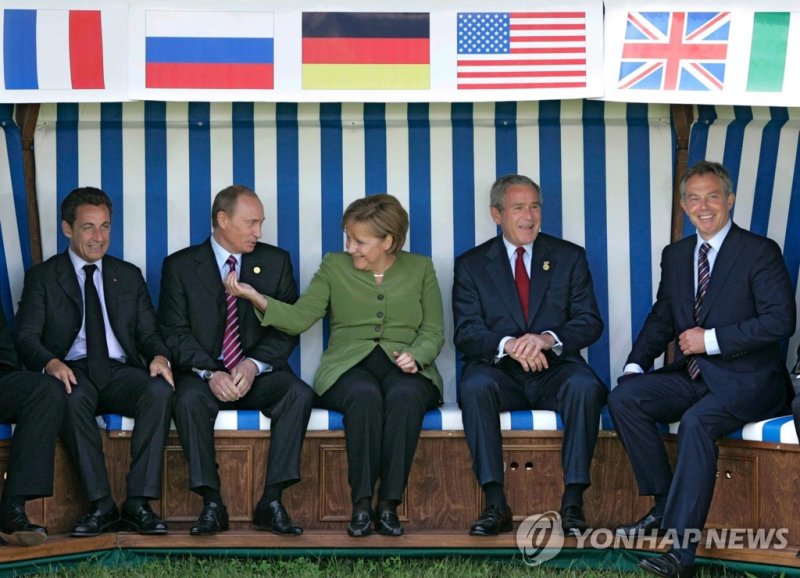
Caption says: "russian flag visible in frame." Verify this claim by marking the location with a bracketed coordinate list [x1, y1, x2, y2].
[145, 11, 274, 90]
[3, 9, 105, 90]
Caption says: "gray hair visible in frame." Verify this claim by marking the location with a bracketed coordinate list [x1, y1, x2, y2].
[489, 174, 541, 211]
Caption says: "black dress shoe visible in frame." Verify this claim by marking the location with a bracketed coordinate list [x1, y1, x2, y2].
[190, 501, 229, 536]
[469, 504, 512, 536]
[121, 502, 168, 535]
[0, 505, 48, 546]
[376, 508, 404, 536]
[639, 552, 695, 578]
[70, 507, 121, 537]
[616, 507, 664, 537]
[560, 504, 588, 536]
[347, 508, 373, 537]
[253, 500, 303, 535]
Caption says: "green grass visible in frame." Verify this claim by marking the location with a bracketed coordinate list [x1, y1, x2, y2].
[26, 556, 762, 578]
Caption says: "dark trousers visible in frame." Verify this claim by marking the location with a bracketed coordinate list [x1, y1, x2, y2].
[173, 370, 315, 495]
[608, 370, 746, 533]
[458, 358, 607, 488]
[62, 360, 173, 502]
[0, 369, 66, 499]
[320, 347, 440, 503]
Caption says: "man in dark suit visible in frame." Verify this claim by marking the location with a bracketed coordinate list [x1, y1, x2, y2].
[0, 309, 66, 546]
[609, 161, 796, 578]
[452, 174, 607, 536]
[158, 185, 315, 536]
[13, 187, 174, 537]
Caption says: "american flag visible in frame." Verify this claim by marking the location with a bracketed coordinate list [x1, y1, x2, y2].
[618, 12, 730, 91]
[456, 12, 587, 90]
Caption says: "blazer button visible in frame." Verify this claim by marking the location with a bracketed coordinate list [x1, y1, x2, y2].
[373, 338, 380, 343]
[377, 294, 385, 300]
[374, 325, 382, 332]
[377, 311, 384, 318]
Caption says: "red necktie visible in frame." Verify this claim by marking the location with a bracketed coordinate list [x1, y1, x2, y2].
[515, 246, 530, 321]
[687, 242, 711, 380]
[222, 255, 244, 371]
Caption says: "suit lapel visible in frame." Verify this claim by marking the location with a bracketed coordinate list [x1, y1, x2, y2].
[485, 237, 527, 329]
[195, 241, 226, 312]
[101, 258, 119, 331]
[56, 252, 82, 313]
[698, 224, 742, 325]
[528, 235, 554, 323]
[676, 239, 696, 326]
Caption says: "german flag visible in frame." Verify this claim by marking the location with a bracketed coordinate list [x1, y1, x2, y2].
[302, 12, 430, 90]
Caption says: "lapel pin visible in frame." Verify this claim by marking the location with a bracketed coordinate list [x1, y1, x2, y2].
[253, 266, 261, 274]
[543, 261, 550, 271]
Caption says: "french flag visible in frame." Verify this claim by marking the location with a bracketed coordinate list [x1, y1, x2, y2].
[3, 9, 105, 90]
[145, 11, 274, 90]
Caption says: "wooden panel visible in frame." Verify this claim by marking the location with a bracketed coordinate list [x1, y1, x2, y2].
[706, 453, 757, 530]
[406, 436, 480, 530]
[318, 442, 350, 522]
[756, 449, 800, 547]
[585, 436, 651, 530]
[502, 443, 563, 521]
[160, 440, 254, 524]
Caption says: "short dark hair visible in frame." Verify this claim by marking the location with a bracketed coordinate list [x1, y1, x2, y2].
[490, 174, 541, 211]
[212, 185, 260, 228]
[61, 187, 112, 226]
[341, 194, 408, 255]
[679, 161, 734, 200]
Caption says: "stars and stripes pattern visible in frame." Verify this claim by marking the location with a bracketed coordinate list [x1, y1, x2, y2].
[456, 12, 587, 90]
[223, 255, 244, 370]
[618, 11, 730, 91]
[687, 241, 711, 379]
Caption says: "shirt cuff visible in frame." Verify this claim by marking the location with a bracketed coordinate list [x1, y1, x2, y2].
[623, 363, 644, 374]
[496, 336, 514, 360]
[247, 357, 269, 375]
[542, 330, 563, 356]
[704, 329, 720, 356]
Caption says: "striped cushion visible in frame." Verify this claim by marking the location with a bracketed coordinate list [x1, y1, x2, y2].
[94, 408, 799, 445]
[667, 415, 798, 444]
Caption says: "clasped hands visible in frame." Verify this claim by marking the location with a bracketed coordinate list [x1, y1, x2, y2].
[208, 359, 258, 402]
[505, 333, 556, 372]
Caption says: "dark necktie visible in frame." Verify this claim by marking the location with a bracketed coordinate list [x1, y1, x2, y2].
[222, 255, 244, 371]
[515, 246, 530, 321]
[687, 242, 711, 380]
[83, 264, 111, 385]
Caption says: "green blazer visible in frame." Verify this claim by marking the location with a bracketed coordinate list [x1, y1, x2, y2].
[259, 251, 444, 397]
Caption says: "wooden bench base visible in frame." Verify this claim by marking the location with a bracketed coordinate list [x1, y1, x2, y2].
[1, 430, 799, 567]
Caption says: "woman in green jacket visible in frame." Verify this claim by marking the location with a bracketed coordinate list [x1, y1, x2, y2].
[225, 194, 444, 538]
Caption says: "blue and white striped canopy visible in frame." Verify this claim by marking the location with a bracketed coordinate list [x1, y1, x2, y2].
[0, 101, 797, 403]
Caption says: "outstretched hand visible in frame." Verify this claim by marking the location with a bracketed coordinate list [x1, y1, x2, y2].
[224, 272, 267, 312]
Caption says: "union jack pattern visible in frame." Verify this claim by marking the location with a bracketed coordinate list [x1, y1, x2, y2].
[618, 11, 730, 91]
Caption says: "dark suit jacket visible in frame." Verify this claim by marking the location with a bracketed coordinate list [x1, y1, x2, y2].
[13, 252, 169, 371]
[0, 309, 19, 370]
[453, 233, 604, 373]
[157, 239, 298, 373]
[627, 223, 796, 422]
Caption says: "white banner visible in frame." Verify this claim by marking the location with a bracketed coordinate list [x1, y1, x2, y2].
[603, 0, 800, 106]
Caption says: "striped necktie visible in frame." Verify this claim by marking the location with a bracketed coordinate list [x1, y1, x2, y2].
[222, 255, 244, 371]
[687, 242, 711, 380]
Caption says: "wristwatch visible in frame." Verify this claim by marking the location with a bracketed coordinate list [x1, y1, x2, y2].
[192, 368, 214, 382]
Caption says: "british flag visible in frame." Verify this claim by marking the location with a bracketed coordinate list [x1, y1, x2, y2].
[618, 12, 730, 91]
